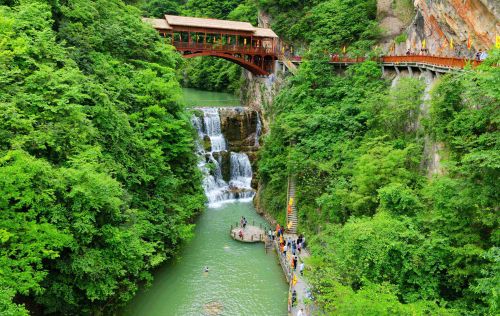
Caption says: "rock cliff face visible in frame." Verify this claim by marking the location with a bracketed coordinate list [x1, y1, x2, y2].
[218, 107, 261, 187]
[219, 107, 260, 160]
[379, 0, 499, 56]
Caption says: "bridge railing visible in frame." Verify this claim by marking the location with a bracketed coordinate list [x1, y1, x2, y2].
[173, 41, 277, 56]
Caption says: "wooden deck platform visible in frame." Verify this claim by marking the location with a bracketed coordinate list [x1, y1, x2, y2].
[230, 225, 266, 243]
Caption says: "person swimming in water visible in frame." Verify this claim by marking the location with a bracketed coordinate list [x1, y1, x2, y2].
[204, 266, 209, 272]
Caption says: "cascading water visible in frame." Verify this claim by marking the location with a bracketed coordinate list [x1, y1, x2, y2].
[193, 107, 255, 206]
[254, 112, 262, 147]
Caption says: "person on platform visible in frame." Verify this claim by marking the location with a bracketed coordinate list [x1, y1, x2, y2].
[406, 49, 411, 56]
[283, 244, 288, 257]
[297, 308, 305, 316]
[238, 230, 244, 240]
[299, 262, 305, 276]
[293, 256, 298, 270]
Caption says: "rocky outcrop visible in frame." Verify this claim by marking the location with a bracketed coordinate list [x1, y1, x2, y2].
[219, 107, 259, 154]
[379, 0, 499, 56]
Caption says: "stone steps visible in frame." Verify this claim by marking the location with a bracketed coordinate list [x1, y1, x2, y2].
[286, 176, 298, 234]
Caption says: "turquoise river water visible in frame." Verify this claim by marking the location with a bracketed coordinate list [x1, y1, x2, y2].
[182, 88, 240, 107]
[123, 89, 288, 316]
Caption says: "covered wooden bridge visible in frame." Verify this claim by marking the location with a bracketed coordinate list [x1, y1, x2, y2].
[143, 15, 279, 75]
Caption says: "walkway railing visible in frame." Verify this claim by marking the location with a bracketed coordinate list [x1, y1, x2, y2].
[287, 54, 483, 70]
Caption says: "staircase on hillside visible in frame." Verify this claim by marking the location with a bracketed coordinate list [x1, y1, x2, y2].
[286, 176, 298, 234]
[279, 54, 298, 75]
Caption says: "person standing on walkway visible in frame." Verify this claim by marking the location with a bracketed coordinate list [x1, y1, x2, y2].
[291, 290, 297, 307]
[293, 256, 298, 270]
[299, 262, 304, 275]
[297, 308, 305, 316]
[283, 244, 288, 257]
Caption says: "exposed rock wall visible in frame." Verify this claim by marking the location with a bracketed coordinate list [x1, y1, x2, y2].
[378, 0, 499, 56]
[382, 69, 445, 176]
[220, 107, 259, 161]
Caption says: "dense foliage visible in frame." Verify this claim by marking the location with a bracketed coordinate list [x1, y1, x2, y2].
[258, 0, 380, 53]
[0, 0, 204, 314]
[257, 50, 499, 314]
[142, 0, 258, 93]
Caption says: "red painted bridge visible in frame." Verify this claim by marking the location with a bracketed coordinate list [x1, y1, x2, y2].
[144, 15, 483, 76]
[144, 15, 279, 75]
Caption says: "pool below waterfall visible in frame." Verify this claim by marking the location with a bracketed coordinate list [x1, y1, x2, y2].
[123, 201, 288, 316]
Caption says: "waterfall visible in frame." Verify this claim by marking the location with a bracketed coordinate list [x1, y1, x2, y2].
[193, 107, 255, 207]
[229, 152, 253, 189]
[254, 112, 262, 147]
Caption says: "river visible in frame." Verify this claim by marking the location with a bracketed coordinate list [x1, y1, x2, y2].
[123, 89, 288, 316]
[182, 88, 240, 107]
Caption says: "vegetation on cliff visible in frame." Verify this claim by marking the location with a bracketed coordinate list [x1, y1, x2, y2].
[258, 49, 499, 314]
[0, 0, 204, 314]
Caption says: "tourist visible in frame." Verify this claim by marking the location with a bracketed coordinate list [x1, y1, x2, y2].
[283, 244, 288, 257]
[297, 308, 305, 316]
[240, 216, 244, 228]
[476, 49, 482, 61]
[268, 229, 273, 240]
[299, 262, 304, 276]
[204, 266, 209, 272]
[238, 230, 244, 240]
[293, 256, 298, 270]
[406, 49, 411, 56]
[291, 241, 296, 256]
[297, 242, 302, 253]
[291, 290, 297, 307]
[243, 217, 247, 228]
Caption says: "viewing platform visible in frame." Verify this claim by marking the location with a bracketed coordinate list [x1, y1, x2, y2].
[230, 223, 267, 243]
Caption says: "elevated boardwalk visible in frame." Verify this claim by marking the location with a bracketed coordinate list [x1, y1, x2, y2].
[283, 55, 483, 74]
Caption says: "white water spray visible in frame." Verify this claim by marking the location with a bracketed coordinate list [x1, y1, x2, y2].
[193, 107, 255, 207]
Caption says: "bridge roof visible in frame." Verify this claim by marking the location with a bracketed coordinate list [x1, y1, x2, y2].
[254, 27, 278, 38]
[142, 18, 172, 30]
[165, 15, 255, 32]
